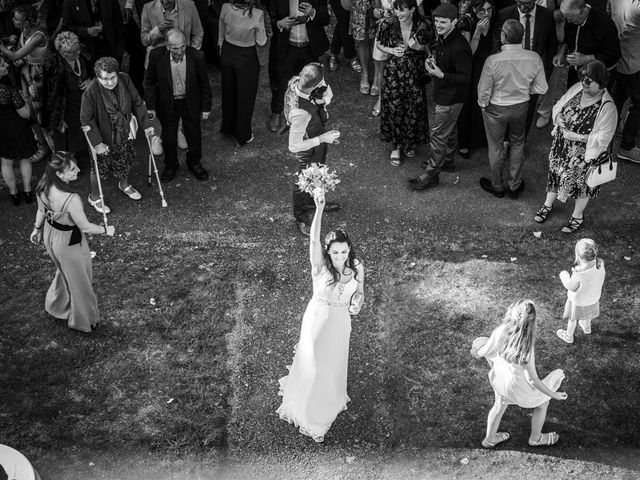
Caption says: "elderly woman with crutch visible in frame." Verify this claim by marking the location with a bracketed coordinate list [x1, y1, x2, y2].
[80, 56, 153, 215]
[30, 151, 115, 333]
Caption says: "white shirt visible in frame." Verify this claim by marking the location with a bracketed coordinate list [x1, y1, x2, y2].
[287, 84, 333, 153]
[286, 0, 315, 43]
[519, 5, 537, 50]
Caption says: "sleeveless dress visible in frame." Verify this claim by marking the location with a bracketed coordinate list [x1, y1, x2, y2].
[41, 193, 100, 333]
[277, 266, 358, 440]
[477, 325, 565, 408]
[546, 91, 603, 202]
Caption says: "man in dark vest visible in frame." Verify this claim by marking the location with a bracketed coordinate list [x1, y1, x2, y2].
[284, 62, 340, 236]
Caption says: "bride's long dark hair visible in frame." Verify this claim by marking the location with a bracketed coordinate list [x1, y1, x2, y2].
[323, 229, 359, 286]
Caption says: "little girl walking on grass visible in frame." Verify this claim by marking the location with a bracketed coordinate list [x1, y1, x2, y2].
[557, 239, 606, 344]
[471, 300, 568, 448]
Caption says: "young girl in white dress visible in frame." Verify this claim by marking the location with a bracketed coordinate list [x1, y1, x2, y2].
[557, 238, 605, 344]
[277, 192, 365, 443]
[471, 300, 568, 448]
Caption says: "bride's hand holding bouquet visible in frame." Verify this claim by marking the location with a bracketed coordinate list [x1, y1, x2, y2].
[297, 163, 340, 200]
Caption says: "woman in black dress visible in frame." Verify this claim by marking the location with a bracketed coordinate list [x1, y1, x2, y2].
[377, 0, 433, 166]
[0, 55, 37, 205]
[43, 31, 93, 169]
[457, 0, 497, 157]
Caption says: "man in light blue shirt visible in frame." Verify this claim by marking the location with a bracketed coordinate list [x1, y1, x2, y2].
[478, 19, 548, 198]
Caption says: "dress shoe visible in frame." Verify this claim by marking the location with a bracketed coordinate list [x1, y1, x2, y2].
[268, 113, 282, 133]
[507, 180, 525, 199]
[88, 195, 111, 214]
[458, 148, 470, 159]
[297, 221, 311, 236]
[408, 173, 439, 190]
[536, 113, 550, 128]
[420, 160, 454, 172]
[161, 166, 179, 182]
[479, 177, 505, 198]
[188, 163, 209, 181]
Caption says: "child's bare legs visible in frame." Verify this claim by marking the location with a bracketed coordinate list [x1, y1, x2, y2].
[579, 318, 592, 334]
[557, 319, 576, 344]
[484, 394, 509, 445]
[529, 400, 553, 444]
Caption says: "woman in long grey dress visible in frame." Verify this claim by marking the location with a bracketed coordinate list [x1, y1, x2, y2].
[30, 152, 115, 332]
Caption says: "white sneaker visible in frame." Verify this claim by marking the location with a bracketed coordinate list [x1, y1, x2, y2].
[579, 319, 592, 334]
[617, 146, 640, 164]
[88, 195, 111, 214]
[177, 130, 188, 150]
[119, 184, 142, 200]
[556, 329, 574, 344]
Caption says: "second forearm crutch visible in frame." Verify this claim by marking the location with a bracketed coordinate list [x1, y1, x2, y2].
[144, 132, 168, 208]
[81, 126, 109, 228]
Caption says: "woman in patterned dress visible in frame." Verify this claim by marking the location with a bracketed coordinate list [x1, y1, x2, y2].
[349, 0, 376, 94]
[534, 61, 617, 233]
[0, 4, 51, 162]
[376, 0, 433, 165]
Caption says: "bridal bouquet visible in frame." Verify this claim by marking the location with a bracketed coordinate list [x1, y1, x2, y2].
[297, 163, 340, 198]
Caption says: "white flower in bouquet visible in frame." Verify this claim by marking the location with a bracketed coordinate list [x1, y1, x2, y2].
[296, 163, 340, 198]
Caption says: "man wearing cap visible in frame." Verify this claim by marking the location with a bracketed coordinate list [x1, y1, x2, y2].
[284, 63, 341, 236]
[408, 2, 472, 191]
[478, 19, 547, 199]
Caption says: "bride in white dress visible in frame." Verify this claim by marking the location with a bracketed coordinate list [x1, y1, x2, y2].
[277, 192, 365, 442]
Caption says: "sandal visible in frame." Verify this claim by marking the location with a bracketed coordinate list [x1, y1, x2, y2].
[404, 149, 416, 158]
[350, 58, 362, 73]
[370, 85, 380, 96]
[329, 55, 338, 71]
[360, 76, 370, 95]
[390, 149, 402, 166]
[561, 216, 584, 234]
[482, 432, 510, 449]
[528, 432, 559, 447]
[371, 106, 380, 117]
[534, 204, 552, 223]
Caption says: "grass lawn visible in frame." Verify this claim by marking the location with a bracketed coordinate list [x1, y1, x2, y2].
[1, 54, 639, 479]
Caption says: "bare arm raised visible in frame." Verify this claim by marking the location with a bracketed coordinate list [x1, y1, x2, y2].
[309, 193, 325, 275]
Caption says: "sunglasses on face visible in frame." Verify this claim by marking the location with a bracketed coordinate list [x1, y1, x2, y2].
[580, 76, 594, 85]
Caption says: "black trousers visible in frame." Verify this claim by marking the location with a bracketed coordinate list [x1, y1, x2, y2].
[124, 20, 146, 94]
[611, 69, 640, 150]
[293, 143, 327, 222]
[272, 45, 316, 114]
[268, 33, 279, 106]
[220, 42, 260, 144]
[329, 0, 356, 59]
[159, 99, 202, 169]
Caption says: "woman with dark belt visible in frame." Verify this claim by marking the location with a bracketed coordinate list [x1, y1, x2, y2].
[43, 31, 93, 169]
[30, 152, 115, 333]
[218, 0, 267, 145]
[80, 56, 153, 214]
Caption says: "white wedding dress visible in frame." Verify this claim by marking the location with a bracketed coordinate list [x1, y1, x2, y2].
[277, 266, 357, 441]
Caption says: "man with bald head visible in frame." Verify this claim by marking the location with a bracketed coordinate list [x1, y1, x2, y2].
[284, 63, 341, 235]
[145, 28, 212, 182]
[554, 0, 620, 87]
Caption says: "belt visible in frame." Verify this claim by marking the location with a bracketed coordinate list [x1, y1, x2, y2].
[46, 219, 82, 246]
[288, 40, 310, 48]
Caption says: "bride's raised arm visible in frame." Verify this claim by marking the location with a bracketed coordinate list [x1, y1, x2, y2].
[309, 193, 325, 275]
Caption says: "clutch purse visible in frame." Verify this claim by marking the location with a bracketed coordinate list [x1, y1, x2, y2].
[585, 150, 617, 188]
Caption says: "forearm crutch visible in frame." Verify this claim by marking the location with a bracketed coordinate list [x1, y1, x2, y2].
[81, 126, 109, 227]
[144, 132, 168, 208]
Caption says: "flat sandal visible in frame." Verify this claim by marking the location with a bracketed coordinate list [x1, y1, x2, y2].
[534, 204, 552, 223]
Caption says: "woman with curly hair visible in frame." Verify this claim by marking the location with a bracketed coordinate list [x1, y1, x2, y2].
[43, 31, 93, 167]
[218, 0, 267, 145]
[277, 191, 365, 443]
[0, 4, 51, 163]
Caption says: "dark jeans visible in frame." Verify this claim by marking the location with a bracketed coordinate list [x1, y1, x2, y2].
[159, 99, 202, 169]
[272, 45, 316, 114]
[611, 69, 640, 150]
[426, 103, 463, 176]
[293, 143, 328, 222]
[220, 42, 260, 144]
[329, 0, 356, 59]
[482, 101, 528, 191]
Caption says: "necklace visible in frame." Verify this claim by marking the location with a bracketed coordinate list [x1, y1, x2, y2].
[68, 59, 84, 87]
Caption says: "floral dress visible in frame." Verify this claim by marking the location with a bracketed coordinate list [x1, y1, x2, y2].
[349, 0, 376, 41]
[377, 16, 434, 152]
[546, 92, 603, 202]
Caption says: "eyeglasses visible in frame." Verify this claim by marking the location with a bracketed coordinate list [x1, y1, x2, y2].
[477, 7, 493, 13]
[580, 76, 594, 85]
